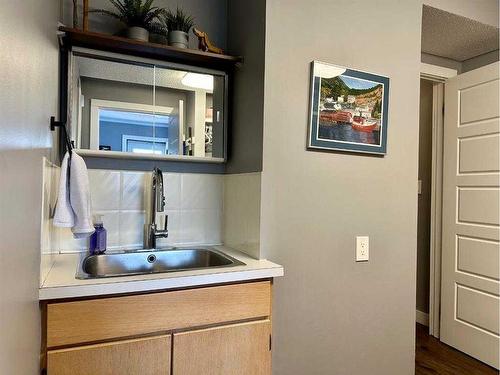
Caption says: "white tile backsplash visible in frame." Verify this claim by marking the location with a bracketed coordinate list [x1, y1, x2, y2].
[121, 172, 146, 210]
[43, 164, 224, 253]
[203, 209, 223, 244]
[157, 209, 181, 247]
[181, 174, 223, 210]
[164, 173, 181, 210]
[96, 210, 120, 249]
[89, 170, 120, 210]
[119, 211, 145, 248]
[40, 158, 60, 285]
[59, 227, 89, 251]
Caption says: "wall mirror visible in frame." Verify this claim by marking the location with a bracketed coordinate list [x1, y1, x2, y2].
[67, 49, 227, 162]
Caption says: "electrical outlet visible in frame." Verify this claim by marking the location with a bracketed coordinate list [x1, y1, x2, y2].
[356, 236, 369, 262]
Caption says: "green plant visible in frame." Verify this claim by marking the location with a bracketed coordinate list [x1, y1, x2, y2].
[91, 0, 164, 30]
[156, 7, 195, 34]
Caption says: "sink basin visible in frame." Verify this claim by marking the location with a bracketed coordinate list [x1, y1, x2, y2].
[76, 248, 245, 279]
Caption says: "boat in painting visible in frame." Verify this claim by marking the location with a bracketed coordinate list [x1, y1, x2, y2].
[351, 116, 378, 132]
[320, 110, 353, 124]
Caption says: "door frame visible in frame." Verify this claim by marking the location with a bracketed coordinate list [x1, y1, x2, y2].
[420, 62, 457, 338]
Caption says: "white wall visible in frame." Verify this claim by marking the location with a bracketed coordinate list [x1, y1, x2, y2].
[260, 0, 422, 374]
[0, 0, 60, 373]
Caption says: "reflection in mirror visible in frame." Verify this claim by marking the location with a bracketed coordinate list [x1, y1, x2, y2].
[68, 52, 226, 161]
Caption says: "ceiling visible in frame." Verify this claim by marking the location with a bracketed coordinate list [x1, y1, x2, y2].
[422, 5, 499, 61]
[75, 56, 213, 93]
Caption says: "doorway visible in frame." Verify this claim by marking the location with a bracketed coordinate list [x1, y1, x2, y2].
[416, 4, 499, 371]
[416, 62, 500, 372]
[416, 72, 447, 338]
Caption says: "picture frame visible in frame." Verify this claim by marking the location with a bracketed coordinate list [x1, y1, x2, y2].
[308, 61, 390, 155]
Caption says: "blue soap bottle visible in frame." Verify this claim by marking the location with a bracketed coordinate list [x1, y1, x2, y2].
[89, 214, 107, 255]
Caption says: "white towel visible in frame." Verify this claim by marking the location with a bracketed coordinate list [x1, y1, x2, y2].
[53, 152, 95, 238]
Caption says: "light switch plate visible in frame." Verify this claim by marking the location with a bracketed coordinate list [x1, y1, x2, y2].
[356, 236, 369, 262]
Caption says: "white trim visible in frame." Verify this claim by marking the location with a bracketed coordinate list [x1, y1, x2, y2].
[428, 82, 445, 339]
[76, 83, 83, 149]
[75, 148, 225, 163]
[177, 99, 184, 155]
[122, 134, 168, 154]
[416, 310, 430, 327]
[420, 63, 457, 81]
[89, 99, 175, 150]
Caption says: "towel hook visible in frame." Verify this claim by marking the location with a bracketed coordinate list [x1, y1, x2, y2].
[50, 116, 73, 155]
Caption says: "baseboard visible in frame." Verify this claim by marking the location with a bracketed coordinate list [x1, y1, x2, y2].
[416, 309, 429, 326]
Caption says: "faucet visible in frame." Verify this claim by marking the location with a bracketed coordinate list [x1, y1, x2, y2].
[144, 168, 168, 249]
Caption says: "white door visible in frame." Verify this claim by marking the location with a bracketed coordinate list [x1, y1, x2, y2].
[440, 62, 500, 368]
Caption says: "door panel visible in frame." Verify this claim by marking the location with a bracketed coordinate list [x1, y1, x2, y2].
[173, 320, 271, 375]
[441, 61, 500, 369]
[459, 133, 500, 173]
[456, 285, 499, 335]
[457, 236, 500, 280]
[47, 335, 171, 375]
[458, 188, 499, 225]
[460, 79, 499, 123]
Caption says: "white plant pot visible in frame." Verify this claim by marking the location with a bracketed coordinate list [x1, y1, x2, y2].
[126, 27, 149, 42]
[168, 30, 189, 48]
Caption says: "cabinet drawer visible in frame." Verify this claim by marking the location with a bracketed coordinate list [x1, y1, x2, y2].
[46, 281, 271, 347]
[47, 335, 171, 375]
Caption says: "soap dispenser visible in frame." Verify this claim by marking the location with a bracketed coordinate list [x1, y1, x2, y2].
[89, 214, 107, 255]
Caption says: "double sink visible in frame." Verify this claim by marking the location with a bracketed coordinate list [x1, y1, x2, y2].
[76, 248, 244, 279]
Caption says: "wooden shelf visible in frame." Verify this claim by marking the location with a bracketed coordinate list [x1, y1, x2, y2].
[58, 27, 242, 71]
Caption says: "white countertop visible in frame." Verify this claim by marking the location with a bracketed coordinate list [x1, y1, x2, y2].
[39, 246, 284, 300]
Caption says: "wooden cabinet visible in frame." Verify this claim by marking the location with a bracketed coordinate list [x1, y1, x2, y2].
[173, 320, 271, 375]
[42, 281, 272, 375]
[46, 281, 271, 347]
[47, 335, 171, 375]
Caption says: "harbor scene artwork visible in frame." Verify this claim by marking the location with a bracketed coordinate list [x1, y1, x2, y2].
[308, 61, 389, 155]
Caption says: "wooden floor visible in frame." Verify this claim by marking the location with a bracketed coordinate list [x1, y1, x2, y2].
[415, 324, 498, 375]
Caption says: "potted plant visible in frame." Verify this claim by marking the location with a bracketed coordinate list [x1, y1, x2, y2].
[157, 7, 195, 49]
[91, 0, 164, 42]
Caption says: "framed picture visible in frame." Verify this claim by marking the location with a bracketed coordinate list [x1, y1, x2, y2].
[308, 61, 390, 155]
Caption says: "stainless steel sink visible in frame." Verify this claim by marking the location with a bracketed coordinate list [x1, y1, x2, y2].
[76, 248, 245, 279]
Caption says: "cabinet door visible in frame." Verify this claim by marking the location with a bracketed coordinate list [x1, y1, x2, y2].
[47, 335, 171, 375]
[173, 320, 271, 375]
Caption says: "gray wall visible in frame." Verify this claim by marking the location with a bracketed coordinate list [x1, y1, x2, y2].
[462, 50, 500, 73]
[416, 79, 433, 314]
[226, 0, 266, 173]
[0, 0, 60, 373]
[421, 45, 499, 74]
[260, 0, 421, 374]
[421, 52, 462, 73]
[63, 0, 227, 50]
[80, 76, 187, 148]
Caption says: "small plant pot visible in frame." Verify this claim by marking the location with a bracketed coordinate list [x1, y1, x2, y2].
[168, 30, 189, 48]
[126, 27, 149, 42]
